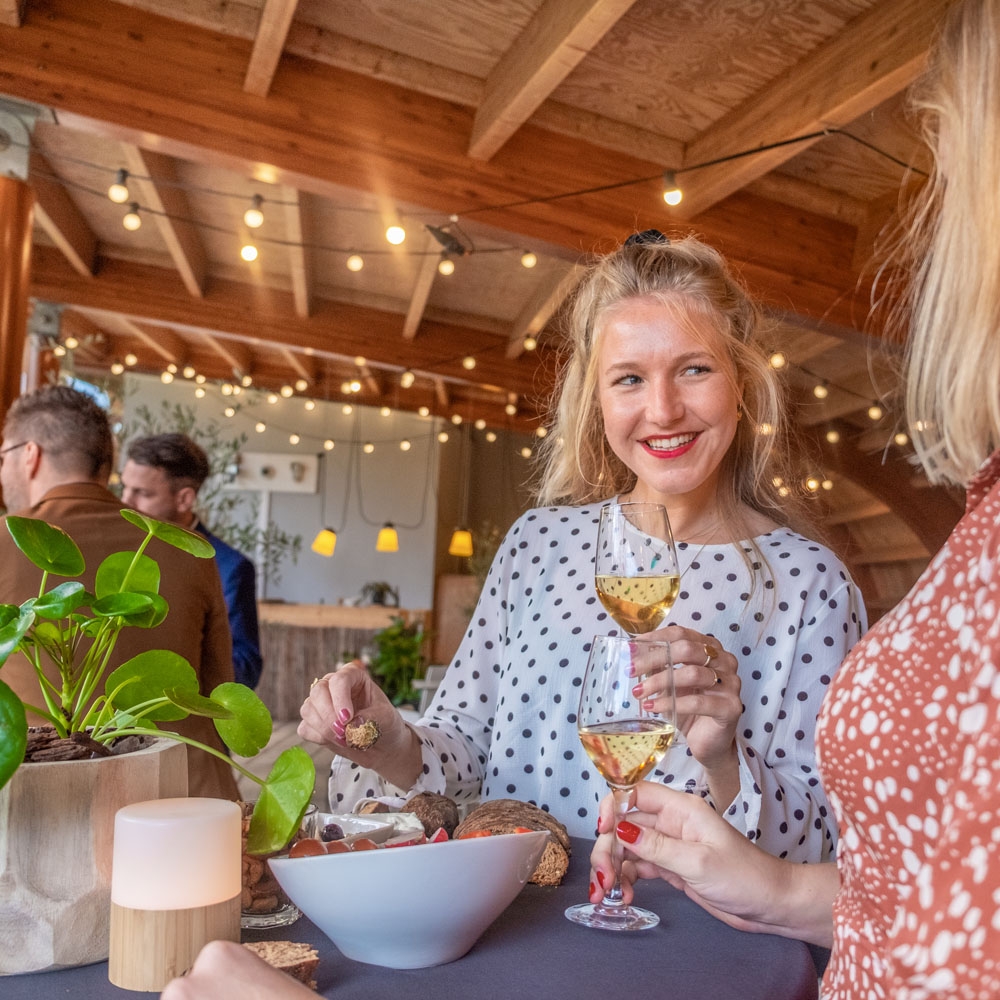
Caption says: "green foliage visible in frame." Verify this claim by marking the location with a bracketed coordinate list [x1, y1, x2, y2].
[360, 581, 399, 607]
[119, 400, 302, 591]
[0, 512, 313, 855]
[369, 616, 426, 707]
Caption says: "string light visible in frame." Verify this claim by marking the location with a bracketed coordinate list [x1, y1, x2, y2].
[110, 361, 125, 375]
[485, 431, 497, 442]
[194, 386, 206, 398]
[437, 430, 449, 443]
[380, 406, 391, 416]
[221, 383, 234, 395]
[822, 477, 834, 490]
[107, 168, 130, 204]
[231, 384, 242, 395]
[195, 373, 206, 383]
[813, 382, 829, 399]
[474, 418, 486, 430]
[280, 384, 294, 397]
[520, 446, 532, 458]
[418, 406, 430, 417]
[400, 370, 416, 389]
[161, 371, 174, 384]
[255, 421, 266, 432]
[523, 336, 537, 351]
[461, 356, 476, 370]
[768, 351, 787, 370]
[342, 404, 353, 415]
[385, 224, 406, 245]
[323, 439, 335, 450]
[867, 403, 884, 421]
[535, 426, 548, 438]
[267, 392, 279, 404]
[166, 362, 177, 373]
[363, 441, 375, 454]
[289, 433, 300, 444]
[438, 255, 455, 276]
[124, 352, 138, 366]
[349, 379, 362, 393]
[505, 402, 517, 416]
[241, 374, 254, 387]
[295, 378, 308, 392]
[223, 405, 235, 417]
[183, 365, 196, 379]
[122, 203, 142, 231]
[400, 439, 411, 451]
[346, 253, 364, 272]
[451, 414, 462, 425]
[520, 251, 537, 268]
[240, 243, 258, 262]
[662, 170, 682, 206]
[825, 429, 841, 443]
[894, 432, 909, 446]
[243, 194, 264, 229]
[305, 399, 316, 411]
[354, 356, 366, 367]
[805, 475, 821, 492]
[52, 344, 66, 358]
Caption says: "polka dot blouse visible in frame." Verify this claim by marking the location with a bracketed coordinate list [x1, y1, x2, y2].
[817, 450, 1000, 998]
[330, 503, 866, 860]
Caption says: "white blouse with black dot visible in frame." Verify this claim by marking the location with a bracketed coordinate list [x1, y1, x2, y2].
[329, 503, 867, 861]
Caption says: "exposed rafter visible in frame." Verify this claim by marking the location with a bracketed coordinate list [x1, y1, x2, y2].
[28, 149, 96, 276]
[243, 0, 299, 97]
[506, 263, 584, 359]
[402, 233, 442, 341]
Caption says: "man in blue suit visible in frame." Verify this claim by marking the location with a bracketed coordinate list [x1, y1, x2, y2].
[121, 433, 263, 690]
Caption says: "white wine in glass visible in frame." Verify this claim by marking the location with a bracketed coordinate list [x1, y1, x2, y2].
[565, 634, 677, 932]
[595, 502, 680, 636]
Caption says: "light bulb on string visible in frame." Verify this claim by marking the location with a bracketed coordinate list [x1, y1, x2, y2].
[399, 439, 411, 451]
[822, 478, 834, 490]
[122, 203, 142, 231]
[194, 386, 206, 398]
[342, 404, 353, 415]
[125, 353, 138, 366]
[110, 361, 125, 375]
[400, 370, 415, 389]
[241, 374, 253, 387]
[523, 336, 537, 351]
[221, 383, 234, 396]
[825, 429, 841, 444]
[894, 432, 909, 446]
[223, 406, 235, 417]
[255, 421, 266, 433]
[385, 224, 406, 245]
[474, 419, 486, 430]
[354, 356, 366, 367]
[323, 439, 335, 450]
[295, 378, 308, 392]
[437, 430, 449, 443]
[451, 414, 462, 426]
[289, 433, 300, 445]
[867, 402, 884, 421]
[280, 384, 294, 398]
[346, 253, 364, 272]
[485, 431, 497, 443]
[438, 255, 455, 276]
[267, 392, 278, 404]
[243, 194, 264, 229]
[520, 446, 532, 459]
[520, 251, 537, 269]
[166, 362, 177, 374]
[304, 399, 316, 411]
[108, 169, 130, 204]
[161, 371, 174, 384]
[662, 170, 682, 206]
[535, 426, 548, 438]
[813, 382, 829, 399]
[363, 442, 375, 454]
[380, 406, 391, 417]
[505, 403, 517, 416]
[194, 373, 206, 384]
[461, 356, 476, 370]
[183, 366, 196, 379]
[768, 351, 787, 370]
[418, 406, 430, 417]
[240, 243, 258, 262]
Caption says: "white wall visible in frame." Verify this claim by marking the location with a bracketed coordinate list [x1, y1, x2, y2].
[120, 375, 442, 609]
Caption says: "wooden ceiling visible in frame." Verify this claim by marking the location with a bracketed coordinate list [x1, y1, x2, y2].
[0, 0, 964, 616]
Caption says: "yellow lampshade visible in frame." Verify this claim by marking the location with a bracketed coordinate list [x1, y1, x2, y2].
[311, 528, 337, 557]
[376, 523, 399, 552]
[448, 528, 474, 558]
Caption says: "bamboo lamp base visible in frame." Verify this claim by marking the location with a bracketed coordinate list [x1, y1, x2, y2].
[108, 895, 240, 991]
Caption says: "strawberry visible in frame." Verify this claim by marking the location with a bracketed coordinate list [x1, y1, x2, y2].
[427, 827, 450, 843]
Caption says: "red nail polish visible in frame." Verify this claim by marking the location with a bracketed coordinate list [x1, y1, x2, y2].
[339, 708, 351, 721]
[589, 881, 596, 897]
[596, 869, 606, 889]
[617, 820, 641, 844]
[632, 683, 643, 698]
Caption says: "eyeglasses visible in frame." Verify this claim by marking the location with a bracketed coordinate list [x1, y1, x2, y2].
[0, 441, 29, 468]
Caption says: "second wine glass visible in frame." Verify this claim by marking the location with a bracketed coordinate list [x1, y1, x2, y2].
[595, 501, 680, 636]
[565, 634, 677, 931]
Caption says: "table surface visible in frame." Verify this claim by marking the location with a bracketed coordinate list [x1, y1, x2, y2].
[4, 838, 824, 1000]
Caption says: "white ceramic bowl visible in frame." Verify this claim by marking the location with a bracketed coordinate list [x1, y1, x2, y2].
[269, 829, 548, 968]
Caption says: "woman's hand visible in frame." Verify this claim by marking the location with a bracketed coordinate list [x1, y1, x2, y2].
[587, 783, 836, 946]
[636, 625, 743, 803]
[160, 940, 315, 1000]
[297, 662, 423, 789]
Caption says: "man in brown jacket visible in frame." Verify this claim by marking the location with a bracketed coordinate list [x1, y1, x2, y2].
[0, 385, 238, 799]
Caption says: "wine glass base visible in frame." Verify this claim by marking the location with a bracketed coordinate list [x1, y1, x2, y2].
[564, 901, 660, 931]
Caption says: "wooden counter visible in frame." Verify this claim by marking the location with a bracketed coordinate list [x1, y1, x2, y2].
[255, 604, 429, 721]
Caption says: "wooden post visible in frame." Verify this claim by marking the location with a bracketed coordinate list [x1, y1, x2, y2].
[0, 174, 33, 425]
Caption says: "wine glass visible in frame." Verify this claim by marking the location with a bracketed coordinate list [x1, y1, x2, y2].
[565, 634, 677, 931]
[595, 502, 680, 636]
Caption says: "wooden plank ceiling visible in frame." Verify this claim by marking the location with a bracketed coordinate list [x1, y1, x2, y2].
[0, 0, 964, 617]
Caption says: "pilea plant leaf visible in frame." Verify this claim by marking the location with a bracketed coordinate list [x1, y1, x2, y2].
[29, 581, 88, 620]
[0, 608, 35, 668]
[212, 682, 272, 757]
[105, 650, 198, 722]
[246, 746, 316, 855]
[91, 592, 155, 618]
[0, 680, 28, 790]
[120, 510, 216, 559]
[4, 516, 85, 576]
[95, 551, 160, 599]
[164, 686, 235, 719]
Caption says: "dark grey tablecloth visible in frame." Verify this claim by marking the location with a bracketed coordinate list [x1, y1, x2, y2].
[3, 838, 825, 999]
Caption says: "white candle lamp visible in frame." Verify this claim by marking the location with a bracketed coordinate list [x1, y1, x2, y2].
[108, 797, 241, 991]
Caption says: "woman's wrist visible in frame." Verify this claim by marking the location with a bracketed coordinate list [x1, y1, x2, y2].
[755, 858, 838, 947]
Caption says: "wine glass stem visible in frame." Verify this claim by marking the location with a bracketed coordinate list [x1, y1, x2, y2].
[602, 785, 632, 906]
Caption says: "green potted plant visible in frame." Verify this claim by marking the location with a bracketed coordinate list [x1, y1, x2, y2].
[369, 615, 426, 706]
[0, 511, 316, 974]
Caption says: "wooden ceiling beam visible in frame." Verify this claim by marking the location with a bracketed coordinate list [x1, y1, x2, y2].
[0, 0, 23, 27]
[117, 318, 187, 365]
[200, 330, 252, 376]
[0, 0, 869, 331]
[506, 263, 583, 359]
[120, 145, 208, 297]
[243, 0, 298, 97]
[28, 149, 97, 276]
[282, 186, 313, 318]
[28, 246, 548, 406]
[468, 0, 638, 161]
[824, 498, 891, 526]
[402, 232, 441, 341]
[279, 346, 316, 385]
[670, 0, 951, 220]
[434, 378, 449, 410]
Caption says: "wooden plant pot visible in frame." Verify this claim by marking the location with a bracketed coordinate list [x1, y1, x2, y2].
[0, 738, 188, 975]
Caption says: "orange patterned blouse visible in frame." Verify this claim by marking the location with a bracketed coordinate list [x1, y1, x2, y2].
[817, 450, 1000, 998]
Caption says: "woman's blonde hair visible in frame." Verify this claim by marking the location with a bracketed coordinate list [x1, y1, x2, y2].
[535, 234, 817, 543]
[900, 0, 1000, 487]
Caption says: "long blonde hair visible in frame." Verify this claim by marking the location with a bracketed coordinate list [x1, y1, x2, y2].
[535, 234, 816, 543]
[901, 0, 1000, 486]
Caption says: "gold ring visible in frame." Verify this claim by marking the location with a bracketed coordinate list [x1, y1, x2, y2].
[702, 644, 718, 667]
[712, 668, 722, 685]
[310, 676, 321, 690]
